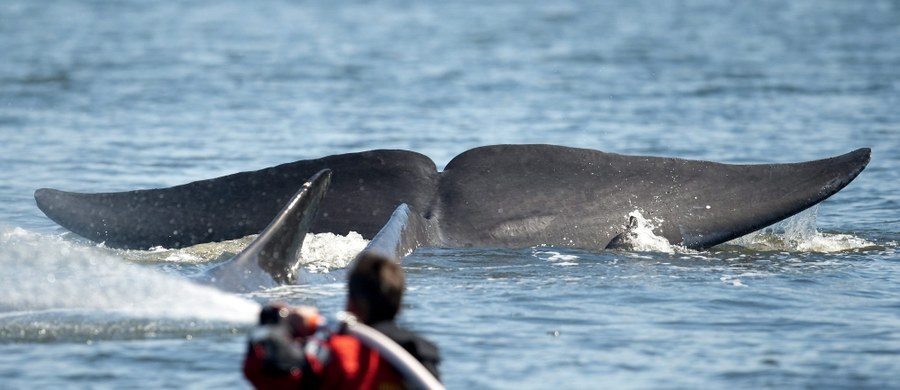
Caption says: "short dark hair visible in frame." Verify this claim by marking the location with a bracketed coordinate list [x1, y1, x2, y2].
[347, 252, 405, 324]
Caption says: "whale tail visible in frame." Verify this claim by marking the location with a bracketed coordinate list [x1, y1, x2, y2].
[34, 150, 436, 249]
[199, 169, 332, 292]
[34, 146, 871, 254]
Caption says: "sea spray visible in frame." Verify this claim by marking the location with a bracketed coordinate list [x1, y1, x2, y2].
[299, 231, 369, 272]
[0, 227, 260, 325]
[726, 206, 877, 252]
[605, 210, 682, 253]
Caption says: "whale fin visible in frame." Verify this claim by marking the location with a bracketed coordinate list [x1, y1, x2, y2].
[361, 203, 438, 261]
[199, 169, 331, 292]
[605, 216, 640, 250]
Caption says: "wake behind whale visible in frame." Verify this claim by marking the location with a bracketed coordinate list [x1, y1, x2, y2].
[0, 226, 259, 341]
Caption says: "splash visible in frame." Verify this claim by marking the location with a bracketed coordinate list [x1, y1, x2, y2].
[726, 206, 877, 253]
[608, 210, 681, 254]
[299, 231, 369, 273]
[0, 227, 260, 326]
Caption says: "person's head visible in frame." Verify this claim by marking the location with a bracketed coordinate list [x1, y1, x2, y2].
[346, 252, 405, 324]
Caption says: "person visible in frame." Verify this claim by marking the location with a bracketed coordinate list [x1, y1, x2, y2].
[243, 252, 441, 389]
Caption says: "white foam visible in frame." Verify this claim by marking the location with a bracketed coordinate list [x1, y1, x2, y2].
[537, 251, 579, 262]
[615, 210, 681, 254]
[128, 235, 257, 264]
[720, 275, 748, 287]
[726, 206, 877, 253]
[300, 231, 369, 273]
[533, 250, 580, 266]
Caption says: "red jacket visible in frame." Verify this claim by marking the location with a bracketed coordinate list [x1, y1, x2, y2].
[244, 329, 405, 390]
[315, 333, 405, 390]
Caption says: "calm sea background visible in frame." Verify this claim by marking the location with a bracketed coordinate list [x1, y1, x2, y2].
[1, 0, 899, 388]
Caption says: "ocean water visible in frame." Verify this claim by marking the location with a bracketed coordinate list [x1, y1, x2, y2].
[1, 0, 899, 388]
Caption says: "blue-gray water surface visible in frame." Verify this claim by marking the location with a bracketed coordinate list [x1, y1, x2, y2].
[1, 0, 899, 388]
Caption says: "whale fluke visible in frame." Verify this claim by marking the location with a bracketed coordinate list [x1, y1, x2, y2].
[436, 145, 870, 249]
[35, 145, 870, 253]
[35, 150, 437, 249]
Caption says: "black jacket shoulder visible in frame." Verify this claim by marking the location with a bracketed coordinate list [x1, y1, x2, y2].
[371, 321, 441, 380]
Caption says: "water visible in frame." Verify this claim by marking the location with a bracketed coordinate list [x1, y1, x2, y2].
[1, 0, 899, 388]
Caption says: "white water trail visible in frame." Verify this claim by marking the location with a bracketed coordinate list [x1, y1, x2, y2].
[0, 227, 259, 324]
